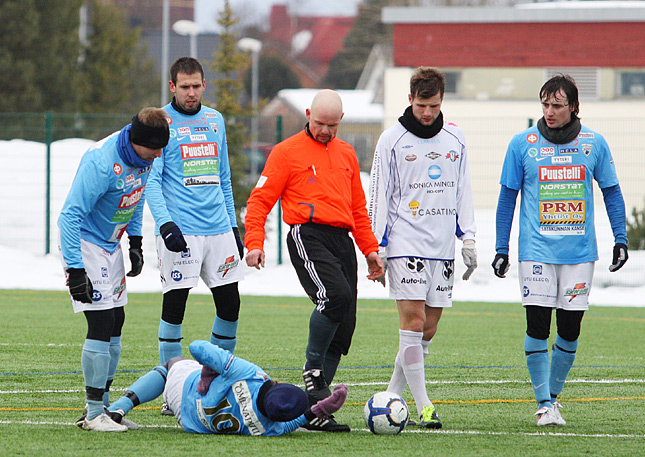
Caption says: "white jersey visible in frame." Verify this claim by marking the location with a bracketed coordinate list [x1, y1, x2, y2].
[368, 120, 476, 261]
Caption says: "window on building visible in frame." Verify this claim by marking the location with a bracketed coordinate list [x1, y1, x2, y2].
[619, 72, 645, 97]
[444, 72, 459, 95]
[544, 68, 600, 100]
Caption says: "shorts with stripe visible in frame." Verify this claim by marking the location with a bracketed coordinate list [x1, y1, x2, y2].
[287, 223, 357, 355]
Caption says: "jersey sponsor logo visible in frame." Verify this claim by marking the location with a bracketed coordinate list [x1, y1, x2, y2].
[578, 132, 594, 139]
[552, 156, 572, 164]
[232, 380, 266, 436]
[116, 179, 125, 189]
[194, 126, 209, 132]
[526, 133, 538, 144]
[406, 257, 425, 273]
[540, 147, 555, 156]
[425, 152, 441, 160]
[538, 165, 585, 182]
[427, 165, 442, 179]
[401, 277, 427, 285]
[209, 123, 218, 134]
[408, 181, 455, 191]
[405, 154, 417, 162]
[539, 182, 584, 200]
[117, 187, 144, 209]
[171, 270, 183, 281]
[190, 134, 207, 141]
[540, 200, 585, 224]
[101, 267, 108, 278]
[565, 282, 589, 302]
[408, 201, 457, 218]
[582, 144, 592, 156]
[523, 286, 530, 297]
[540, 225, 585, 235]
[445, 150, 459, 162]
[178, 127, 191, 135]
[535, 157, 548, 162]
[125, 174, 135, 186]
[217, 256, 239, 277]
[436, 284, 453, 292]
[528, 148, 538, 158]
[204, 112, 218, 118]
[169, 129, 177, 138]
[113, 163, 123, 175]
[418, 138, 440, 144]
[560, 148, 578, 154]
[166, 116, 173, 125]
[533, 264, 542, 275]
[183, 174, 220, 186]
[401, 144, 413, 149]
[442, 261, 453, 280]
[92, 290, 102, 301]
[114, 277, 126, 299]
[181, 142, 218, 159]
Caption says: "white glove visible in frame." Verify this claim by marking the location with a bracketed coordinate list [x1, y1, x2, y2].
[461, 239, 477, 280]
[377, 249, 388, 287]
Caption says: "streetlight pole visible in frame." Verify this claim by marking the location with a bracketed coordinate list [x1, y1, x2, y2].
[237, 38, 263, 181]
[161, 0, 169, 105]
[173, 20, 201, 59]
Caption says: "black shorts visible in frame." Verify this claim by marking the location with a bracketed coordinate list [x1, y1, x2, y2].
[287, 223, 358, 355]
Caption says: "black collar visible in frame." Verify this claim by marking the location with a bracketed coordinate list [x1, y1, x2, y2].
[398, 106, 443, 139]
[537, 116, 581, 144]
[171, 97, 201, 116]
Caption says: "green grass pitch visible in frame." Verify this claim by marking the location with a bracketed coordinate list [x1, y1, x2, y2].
[1, 290, 643, 456]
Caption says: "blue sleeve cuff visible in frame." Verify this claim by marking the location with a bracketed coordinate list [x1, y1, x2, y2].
[495, 185, 518, 254]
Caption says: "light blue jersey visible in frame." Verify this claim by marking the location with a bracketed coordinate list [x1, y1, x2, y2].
[500, 125, 619, 264]
[145, 103, 237, 235]
[58, 129, 152, 269]
[181, 341, 306, 436]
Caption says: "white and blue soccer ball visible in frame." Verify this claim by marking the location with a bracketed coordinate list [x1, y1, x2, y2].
[363, 391, 409, 435]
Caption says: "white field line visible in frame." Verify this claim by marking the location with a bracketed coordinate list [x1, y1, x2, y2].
[0, 420, 642, 438]
[2, 378, 644, 395]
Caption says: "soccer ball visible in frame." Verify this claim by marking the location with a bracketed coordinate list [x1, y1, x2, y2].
[363, 391, 409, 435]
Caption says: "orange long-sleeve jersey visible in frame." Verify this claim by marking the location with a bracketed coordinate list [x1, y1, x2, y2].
[244, 129, 379, 257]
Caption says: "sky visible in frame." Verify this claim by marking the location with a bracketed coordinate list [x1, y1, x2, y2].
[195, 0, 364, 33]
[1, 138, 643, 308]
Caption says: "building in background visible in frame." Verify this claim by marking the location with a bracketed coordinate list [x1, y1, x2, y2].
[382, 2, 645, 101]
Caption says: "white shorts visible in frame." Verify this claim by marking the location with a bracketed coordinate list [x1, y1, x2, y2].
[388, 257, 454, 308]
[60, 239, 127, 313]
[163, 359, 201, 426]
[519, 261, 594, 311]
[155, 232, 244, 293]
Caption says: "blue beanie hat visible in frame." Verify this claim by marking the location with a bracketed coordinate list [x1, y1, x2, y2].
[263, 383, 308, 422]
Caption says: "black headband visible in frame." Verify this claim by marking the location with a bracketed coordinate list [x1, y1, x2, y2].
[130, 114, 169, 149]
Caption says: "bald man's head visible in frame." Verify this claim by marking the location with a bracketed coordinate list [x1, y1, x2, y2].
[306, 90, 344, 144]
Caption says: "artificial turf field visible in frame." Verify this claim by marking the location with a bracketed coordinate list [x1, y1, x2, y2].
[1, 290, 643, 457]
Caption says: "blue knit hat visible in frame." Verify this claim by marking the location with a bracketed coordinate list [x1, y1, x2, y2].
[262, 384, 308, 422]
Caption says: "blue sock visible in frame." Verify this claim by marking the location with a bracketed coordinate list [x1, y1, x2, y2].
[524, 335, 551, 408]
[158, 320, 182, 364]
[210, 316, 238, 353]
[109, 366, 168, 414]
[81, 339, 110, 419]
[550, 335, 578, 401]
[103, 336, 122, 406]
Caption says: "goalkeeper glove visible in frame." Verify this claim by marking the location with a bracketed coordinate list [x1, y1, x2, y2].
[160, 222, 188, 253]
[461, 239, 477, 280]
[126, 236, 143, 277]
[67, 268, 93, 303]
[491, 253, 510, 278]
[609, 243, 628, 272]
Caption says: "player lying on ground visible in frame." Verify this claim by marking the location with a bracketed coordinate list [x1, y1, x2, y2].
[82, 340, 347, 434]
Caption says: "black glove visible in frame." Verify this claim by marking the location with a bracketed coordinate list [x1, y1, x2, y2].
[126, 236, 144, 277]
[67, 268, 93, 304]
[232, 227, 244, 259]
[609, 243, 628, 272]
[491, 253, 510, 278]
[160, 222, 188, 253]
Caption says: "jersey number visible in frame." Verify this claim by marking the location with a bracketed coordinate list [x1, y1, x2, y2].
[203, 398, 241, 434]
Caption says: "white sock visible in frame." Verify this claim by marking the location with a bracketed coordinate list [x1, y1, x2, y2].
[387, 352, 406, 395]
[398, 329, 431, 417]
[387, 337, 433, 397]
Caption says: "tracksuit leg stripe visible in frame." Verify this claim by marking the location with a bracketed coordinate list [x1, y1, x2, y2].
[291, 224, 329, 311]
